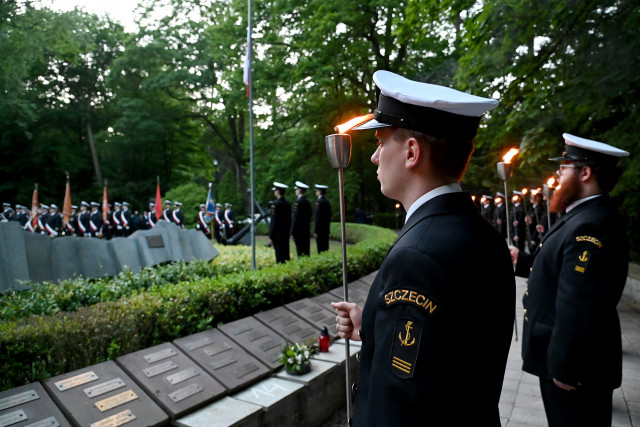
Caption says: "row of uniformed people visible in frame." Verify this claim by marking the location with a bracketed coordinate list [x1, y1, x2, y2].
[194, 202, 235, 243]
[268, 181, 332, 263]
[480, 190, 557, 254]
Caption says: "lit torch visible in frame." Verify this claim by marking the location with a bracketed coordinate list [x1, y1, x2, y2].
[497, 148, 519, 245]
[543, 176, 556, 232]
[326, 114, 372, 422]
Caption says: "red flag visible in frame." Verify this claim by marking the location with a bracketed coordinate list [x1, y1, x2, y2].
[154, 178, 163, 221]
[62, 175, 72, 226]
[102, 182, 110, 224]
[30, 184, 39, 230]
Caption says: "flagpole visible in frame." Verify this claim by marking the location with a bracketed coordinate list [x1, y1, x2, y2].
[248, 0, 256, 269]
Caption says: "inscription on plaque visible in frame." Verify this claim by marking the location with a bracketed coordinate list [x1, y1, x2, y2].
[233, 363, 259, 379]
[143, 348, 176, 364]
[145, 235, 164, 248]
[54, 371, 99, 391]
[290, 301, 306, 310]
[84, 378, 126, 399]
[280, 316, 295, 325]
[202, 343, 230, 357]
[209, 357, 237, 370]
[0, 389, 39, 411]
[90, 410, 136, 427]
[0, 410, 26, 427]
[299, 328, 316, 340]
[260, 339, 280, 352]
[143, 360, 177, 378]
[230, 325, 252, 335]
[184, 337, 212, 351]
[25, 417, 60, 427]
[95, 390, 138, 412]
[168, 384, 203, 403]
[283, 324, 301, 335]
[247, 330, 267, 342]
[166, 368, 200, 385]
[310, 312, 325, 322]
[306, 306, 321, 314]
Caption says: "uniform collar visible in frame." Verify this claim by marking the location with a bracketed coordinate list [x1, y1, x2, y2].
[565, 194, 602, 213]
[405, 183, 462, 223]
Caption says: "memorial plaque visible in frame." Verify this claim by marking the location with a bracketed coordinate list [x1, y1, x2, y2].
[54, 371, 99, 392]
[328, 284, 369, 307]
[116, 342, 224, 419]
[351, 279, 373, 293]
[0, 383, 71, 427]
[145, 235, 165, 248]
[43, 361, 167, 427]
[218, 317, 287, 370]
[254, 307, 318, 346]
[310, 292, 337, 312]
[174, 328, 270, 393]
[25, 417, 60, 427]
[285, 298, 339, 338]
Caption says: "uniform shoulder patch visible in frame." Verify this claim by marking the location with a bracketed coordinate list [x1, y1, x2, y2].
[575, 235, 603, 248]
[574, 250, 591, 274]
[389, 318, 422, 379]
[383, 288, 439, 315]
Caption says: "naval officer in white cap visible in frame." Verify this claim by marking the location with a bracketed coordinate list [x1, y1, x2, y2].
[269, 182, 291, 263]
[331, 70, 515, 426]
[510, 133, 629, 426]
[291, 181, 312, 257]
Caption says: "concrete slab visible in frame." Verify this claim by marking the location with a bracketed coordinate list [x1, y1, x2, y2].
[42, 360, 168, 427]
[218, 317, 286, 370]
[314, 342, 360, 364]
[109, 237, 143, 273]
[24, 231, 52, 284]
[0, 382, 71, 427]
[174, 329, 270, 393]
[254, 307, 318, 346]
[174, 396, 262, 427]
[116, 342, 226, 419]
[76, 237, 119, 278]
[284, 298, 339, 339]
[275, 360, 336, 385]
[50, 236, 82, 281]
[328, 285, 368, 307]
[0, 222, 30, 292]
[232, 377, 305, 427]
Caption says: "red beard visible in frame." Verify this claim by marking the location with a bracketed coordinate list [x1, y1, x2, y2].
[549, 173, 582, 213]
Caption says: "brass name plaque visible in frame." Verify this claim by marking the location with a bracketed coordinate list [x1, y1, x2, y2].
[210, 357, 237, 370]
[143, 348, 177, 364]
[260, 339, 280, 352]
[145, 235, 164, 248]
[0, 410, 26, 427]
[203, 343, 231, 357]
[283, 324, 301, 335]
[247, 330, 267, 342]
[233, 363, 259, 379]
[168, 384, 203, 403]
[0, 389, 39, 411]
[55, 371, 99, 391]
[95, 390, 138, 413]
[166, 368, 200, 385]
[84, 378, 126, 399]
[185, 337, 212, 350]
[25, 417, 60, 427]
[230, 325, 252, 335]
[143, 360, 177, 378]
[90, 410, 136, 427]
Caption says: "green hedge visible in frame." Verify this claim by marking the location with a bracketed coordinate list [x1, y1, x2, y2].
[0, 223, 396, 391]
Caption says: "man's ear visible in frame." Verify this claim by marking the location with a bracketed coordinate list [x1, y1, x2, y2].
[580, 165, 593, 182]
[406, 137, 421, 170]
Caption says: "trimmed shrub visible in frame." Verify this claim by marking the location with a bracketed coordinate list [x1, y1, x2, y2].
[0, 223, 395, 391]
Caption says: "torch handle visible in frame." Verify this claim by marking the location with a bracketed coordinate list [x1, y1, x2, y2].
[338, 167, 352, 422]
[504, 181, 511, 245]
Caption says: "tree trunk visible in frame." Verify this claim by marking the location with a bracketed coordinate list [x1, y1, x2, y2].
[86, 119, 103, 187]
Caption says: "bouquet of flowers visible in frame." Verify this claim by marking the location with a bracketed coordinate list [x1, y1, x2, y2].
[279, 342, 319, 375]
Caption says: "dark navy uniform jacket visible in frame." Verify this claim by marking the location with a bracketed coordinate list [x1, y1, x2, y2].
[354, 192, 514, 426]
[314, 196, 331, 236]
[515, 195, 628, 389]
[291, 195, 312, 239]
[269, 198, 291, 243]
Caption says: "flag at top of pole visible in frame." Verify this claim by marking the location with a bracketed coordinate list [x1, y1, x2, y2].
[205, 183, 215, 222]
[155, 177, 163, 221]
[243, 15, 251, 97]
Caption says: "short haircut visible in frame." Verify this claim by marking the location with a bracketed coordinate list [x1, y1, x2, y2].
[392, 128, 475, 182]
[578, 161, 622, 193]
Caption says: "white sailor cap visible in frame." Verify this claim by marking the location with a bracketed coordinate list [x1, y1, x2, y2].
[149, 202, 155, 206]
[224, 203, 232, 207]
[165, 199, 172, 204]
[513, 191, 523, 197]
[315, 184, 329, 190]
[295, 181, 309, 190]
[41, 204, 49, 209]
[122, 201, 129, 207]
[495, 192, 505, 199]
[90, 202, 100, 207]
[71, 205, 78, 209]
[215, 203, 222, 208]
[174, 201, 182, 206]
[549, 133, 629, 167]
[481, 194, 493, 200]
[199, 203, 205, 208]
[81, 201, 90, 207]
[114, 202, 122, 207]
[352, 70, 499, 139]
[2, 202, 10, 207]
[50, 204, 59, 210]
[272, 182, 289, 191]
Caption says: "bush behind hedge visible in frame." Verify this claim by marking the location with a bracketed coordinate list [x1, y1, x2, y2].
[0, 223, 396, 391]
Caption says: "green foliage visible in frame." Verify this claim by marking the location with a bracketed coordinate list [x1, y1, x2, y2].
[0, 224, 396, 390]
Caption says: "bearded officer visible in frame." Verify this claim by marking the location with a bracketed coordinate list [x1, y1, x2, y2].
[290, 181, 312, 256]
[269, 182, 292, 263]
[510, 133, 629, 426]
[331, 70, 514, 426]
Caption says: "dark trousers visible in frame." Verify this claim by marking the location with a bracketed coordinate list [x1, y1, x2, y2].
[274, 238, 290, 263]
[316, 234, 329, 253]
[295, 235, 310, 257]
[539, 378, 613, 427]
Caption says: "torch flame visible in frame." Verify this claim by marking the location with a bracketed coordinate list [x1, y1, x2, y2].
[335, 114, 374, 134]
[546, 177, 556, 188]
[502, 148, 519, 163]
[522, 188, 528, 194]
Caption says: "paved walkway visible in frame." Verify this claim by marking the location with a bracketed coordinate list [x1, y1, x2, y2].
[323, 275, 640, 426]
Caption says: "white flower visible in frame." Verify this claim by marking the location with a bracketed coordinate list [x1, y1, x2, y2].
[288, 357, 294, 364]
[304, 350, 310, 359]
[295, 354, 302, 364]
